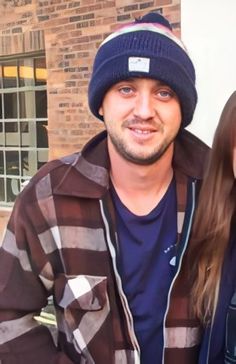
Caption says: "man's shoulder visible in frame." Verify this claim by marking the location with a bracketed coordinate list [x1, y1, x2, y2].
[32, 152, 80, 183]
[19, 152, 81, 200]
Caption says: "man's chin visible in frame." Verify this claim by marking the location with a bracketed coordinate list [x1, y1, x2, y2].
[119, 151, 166, 166]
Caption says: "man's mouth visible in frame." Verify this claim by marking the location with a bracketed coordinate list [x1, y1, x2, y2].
[132, 128, 153, 134]
[128, 125, 157, 134]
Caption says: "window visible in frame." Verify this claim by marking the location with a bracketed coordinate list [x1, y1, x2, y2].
[0, 56, 48, 206]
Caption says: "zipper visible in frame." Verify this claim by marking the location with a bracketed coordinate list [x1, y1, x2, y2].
[205, 321, 213, 364]
[205, 282, 220, 364]
[162, 180, 196, 363]
[99, 199, 140, 363]
[204, 235, 224, 363]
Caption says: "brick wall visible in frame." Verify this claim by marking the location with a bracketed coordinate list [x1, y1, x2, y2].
[0, 0, 180, 236]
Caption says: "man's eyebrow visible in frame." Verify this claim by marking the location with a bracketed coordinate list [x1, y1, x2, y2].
[155, 80, 170, 86]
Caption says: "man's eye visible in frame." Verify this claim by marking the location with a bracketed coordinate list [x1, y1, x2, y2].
[158, 90, 173, 99]
[119, 87, 133, 95]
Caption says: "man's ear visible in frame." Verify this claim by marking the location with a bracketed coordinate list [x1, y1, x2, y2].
[98, 106, 104, 116]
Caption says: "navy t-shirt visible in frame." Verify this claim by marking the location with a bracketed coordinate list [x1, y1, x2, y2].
[111, 179, 177, 363]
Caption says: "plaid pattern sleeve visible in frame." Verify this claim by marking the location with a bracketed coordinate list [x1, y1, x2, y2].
[0, 156, 136, 363]
[0, 178, 75, 364]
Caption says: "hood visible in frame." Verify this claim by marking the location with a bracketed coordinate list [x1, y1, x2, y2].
[173, 129, 209, 179]
[50, 129, 209, 198]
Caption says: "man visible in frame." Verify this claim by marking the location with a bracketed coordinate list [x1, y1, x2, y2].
[0, 12, 208, 364]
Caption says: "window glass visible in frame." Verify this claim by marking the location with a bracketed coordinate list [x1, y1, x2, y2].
[20, 121, 29, 146]
[0, 94, 2, 118]
[0, 56, 48, 205]
[19, 91, 35, 119]
[3, 61, 17, 88]
[37, 120, 48, 148]
[35, 58, 47, 86]
[0, 64, 2, 89]
[0, 151, 4, 174]
[21, 150, 37, 176]
[7, 177, 20, 202]
[21, 150, 30, 176]
[5, 122, 19, 146]
[20, 121, 36, 147]
[19, 58, 34, 87]
[4, 93, 17, 119]
[0, 178, 5, 201]
[37, 150, 48, 170]
[6, 151, 19, 175]
[0, 122, 4, 146]
[36, 90, 47, 118]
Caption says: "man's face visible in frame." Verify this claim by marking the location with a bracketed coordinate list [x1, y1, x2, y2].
[99, 77, 182, 165]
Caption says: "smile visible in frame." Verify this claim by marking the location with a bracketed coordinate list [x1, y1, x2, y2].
[133, 129, 153, 134]
[127, 126, 158, 142]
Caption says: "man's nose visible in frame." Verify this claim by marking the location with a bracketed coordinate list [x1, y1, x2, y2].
[133, 93, 156, 120]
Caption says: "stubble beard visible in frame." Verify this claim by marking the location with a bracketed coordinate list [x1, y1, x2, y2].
[107, 119, 176, 166]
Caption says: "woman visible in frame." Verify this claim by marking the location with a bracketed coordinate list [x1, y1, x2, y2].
[188, 91, 236, 363]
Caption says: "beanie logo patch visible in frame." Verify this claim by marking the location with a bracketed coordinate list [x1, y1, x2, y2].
[128, 57, 150, 73]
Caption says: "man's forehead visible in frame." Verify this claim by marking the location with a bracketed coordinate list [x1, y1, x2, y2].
[112, 77, 172, 88]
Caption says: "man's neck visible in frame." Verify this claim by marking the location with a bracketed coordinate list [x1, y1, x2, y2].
[109, 143, 174, 216]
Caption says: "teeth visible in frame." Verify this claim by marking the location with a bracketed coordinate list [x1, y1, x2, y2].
[133, 129, 151, 134]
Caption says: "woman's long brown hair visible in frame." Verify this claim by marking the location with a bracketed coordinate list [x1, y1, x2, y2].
[189, 91, 236, 324]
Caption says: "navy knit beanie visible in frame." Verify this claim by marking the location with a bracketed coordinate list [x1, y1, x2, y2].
[88, 12, 197, 128]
